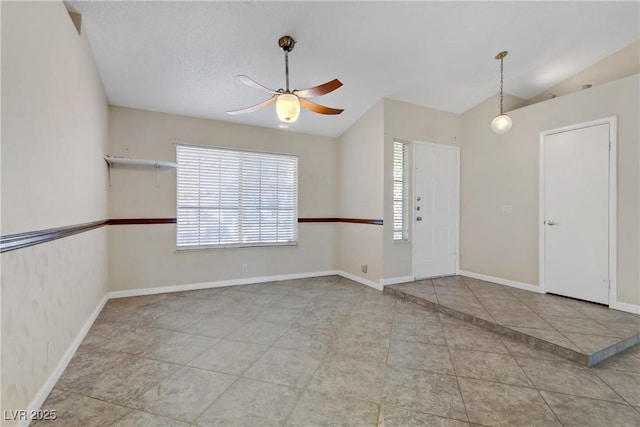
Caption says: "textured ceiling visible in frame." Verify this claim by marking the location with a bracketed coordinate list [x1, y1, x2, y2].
[65, 1, 639, 137]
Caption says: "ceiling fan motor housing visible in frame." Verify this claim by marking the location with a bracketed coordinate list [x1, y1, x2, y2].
[278, 35, 296, 52]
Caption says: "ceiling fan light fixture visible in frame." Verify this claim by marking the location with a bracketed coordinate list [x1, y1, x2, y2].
[491, 50, 512, 134]
[276, 93, 300, 123]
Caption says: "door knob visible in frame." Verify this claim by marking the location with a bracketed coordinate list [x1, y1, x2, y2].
[547, 220, 557, 226]
[416, 217, 423, 221]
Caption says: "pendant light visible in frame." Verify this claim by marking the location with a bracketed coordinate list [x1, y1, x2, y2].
[491, 51, 512, 134]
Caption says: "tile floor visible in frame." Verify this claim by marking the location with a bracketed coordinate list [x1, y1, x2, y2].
[387, 276, 640, 365]
[36, 275, 640, 426]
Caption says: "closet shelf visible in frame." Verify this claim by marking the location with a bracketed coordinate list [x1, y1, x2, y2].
[104, 156, 177, 168]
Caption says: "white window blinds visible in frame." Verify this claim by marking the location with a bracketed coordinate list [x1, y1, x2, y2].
[176, 144, 298, 248]
[393, 139, 408, 241]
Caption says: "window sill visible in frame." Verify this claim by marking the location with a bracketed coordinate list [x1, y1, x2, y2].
[175, 242, 298, 253]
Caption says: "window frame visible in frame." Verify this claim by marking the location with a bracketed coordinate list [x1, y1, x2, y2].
[175, 143, 299, 251]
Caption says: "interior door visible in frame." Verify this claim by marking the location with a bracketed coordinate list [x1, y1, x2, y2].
[413, 142, 459, 279]
[543, 123, 610, 304]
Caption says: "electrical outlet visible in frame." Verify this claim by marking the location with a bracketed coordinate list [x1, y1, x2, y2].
[241, 264, 248, 273]
[361, 264, 368, 274]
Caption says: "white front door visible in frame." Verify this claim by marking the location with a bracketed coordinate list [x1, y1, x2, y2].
[413, 142, 459, 279]
[542, 122, 611, 304]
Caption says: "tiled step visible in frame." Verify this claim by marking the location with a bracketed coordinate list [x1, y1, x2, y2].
[383, 276, 640, 366]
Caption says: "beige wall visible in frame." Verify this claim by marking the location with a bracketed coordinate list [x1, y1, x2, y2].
[526, 40, 640, 107]
[461, 74, 639, 306]
[381, 99, 462, 280]
[108, 107, 338, 291]
[336, 101, 384, 282]
[1, 1, 109, 419]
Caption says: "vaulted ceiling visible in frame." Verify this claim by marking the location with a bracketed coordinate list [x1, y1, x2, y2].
[65, 1, 639, 137]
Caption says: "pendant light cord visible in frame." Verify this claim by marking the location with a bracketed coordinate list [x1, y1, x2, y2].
[499, 55, 504, 115]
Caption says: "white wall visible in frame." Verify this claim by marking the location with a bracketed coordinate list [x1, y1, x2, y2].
[381, 99, 461, 280]
[107, 106, 338, 291]
[460, 74, 639, 306]
[336, 101, 384, 283]
[1, 1, 109, 420]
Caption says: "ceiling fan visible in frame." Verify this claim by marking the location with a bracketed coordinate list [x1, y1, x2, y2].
[227, 35, 343, 123]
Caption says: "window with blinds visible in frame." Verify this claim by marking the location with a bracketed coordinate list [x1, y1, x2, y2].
[393, 139, 409, 241]
[176, 144, 298, 249]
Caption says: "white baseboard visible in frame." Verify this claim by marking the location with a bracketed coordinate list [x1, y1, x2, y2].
[109, 270, 341, 299]
[610, 301, 640, 314]
[458, 270, 542, 294]
[336, 270, 383, 291]
[22, 294, 109, 426]
[380, 276, 414, 286]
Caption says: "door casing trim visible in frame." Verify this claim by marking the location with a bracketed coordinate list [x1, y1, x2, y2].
[538, 116, 617, 306]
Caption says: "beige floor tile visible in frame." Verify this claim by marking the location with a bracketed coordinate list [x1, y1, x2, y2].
[540, 390, 640, 426]
[500, 337, 569, 363]
[383, 367, 467, 420]
[488, 310, 555, 330]
[113, 410, 189, 426]
[273, 325, 333, 354]
[179, 313, 249, 338]
[226, 320, 290, 345]
[516, 356, 625, 403]
[563, 331, 625, 354]
[378, 405, 470, 427]
[545, 315, 621, 337]
[253, 306, 303, 324]
[196, 378, 301, 427]
[450, 348, 533, 387]
[510, 327, 584, 353]
[286, 390, 379, 427]
[42, 275, 640, 427]
[442, 322, 510, 354]
[243, 347, 321, 388]
[388, 340, 454, 375]
[332, 329, 391, 363]
[58, 351, 179, 406]
[188, 339, 268, 375]
[131, 366, 236, 423]
[80, 319, 137, 349]
[32, 389, 129, 427]
[139, 331, 218, 364]
[458, 377, 560, 427]
[392, 316, 446, 345]
[308, 355, 386, 402]
[593, 368, 640, 406]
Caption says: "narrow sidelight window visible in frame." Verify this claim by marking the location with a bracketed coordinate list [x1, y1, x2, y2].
[393, 139, 408, 241]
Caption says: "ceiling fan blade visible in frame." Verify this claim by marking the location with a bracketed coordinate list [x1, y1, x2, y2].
[299, 98, 344, 115]
[227, 97, 277, 115]
[294, 79, 343, 98]
[236, 75, 280, 95]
